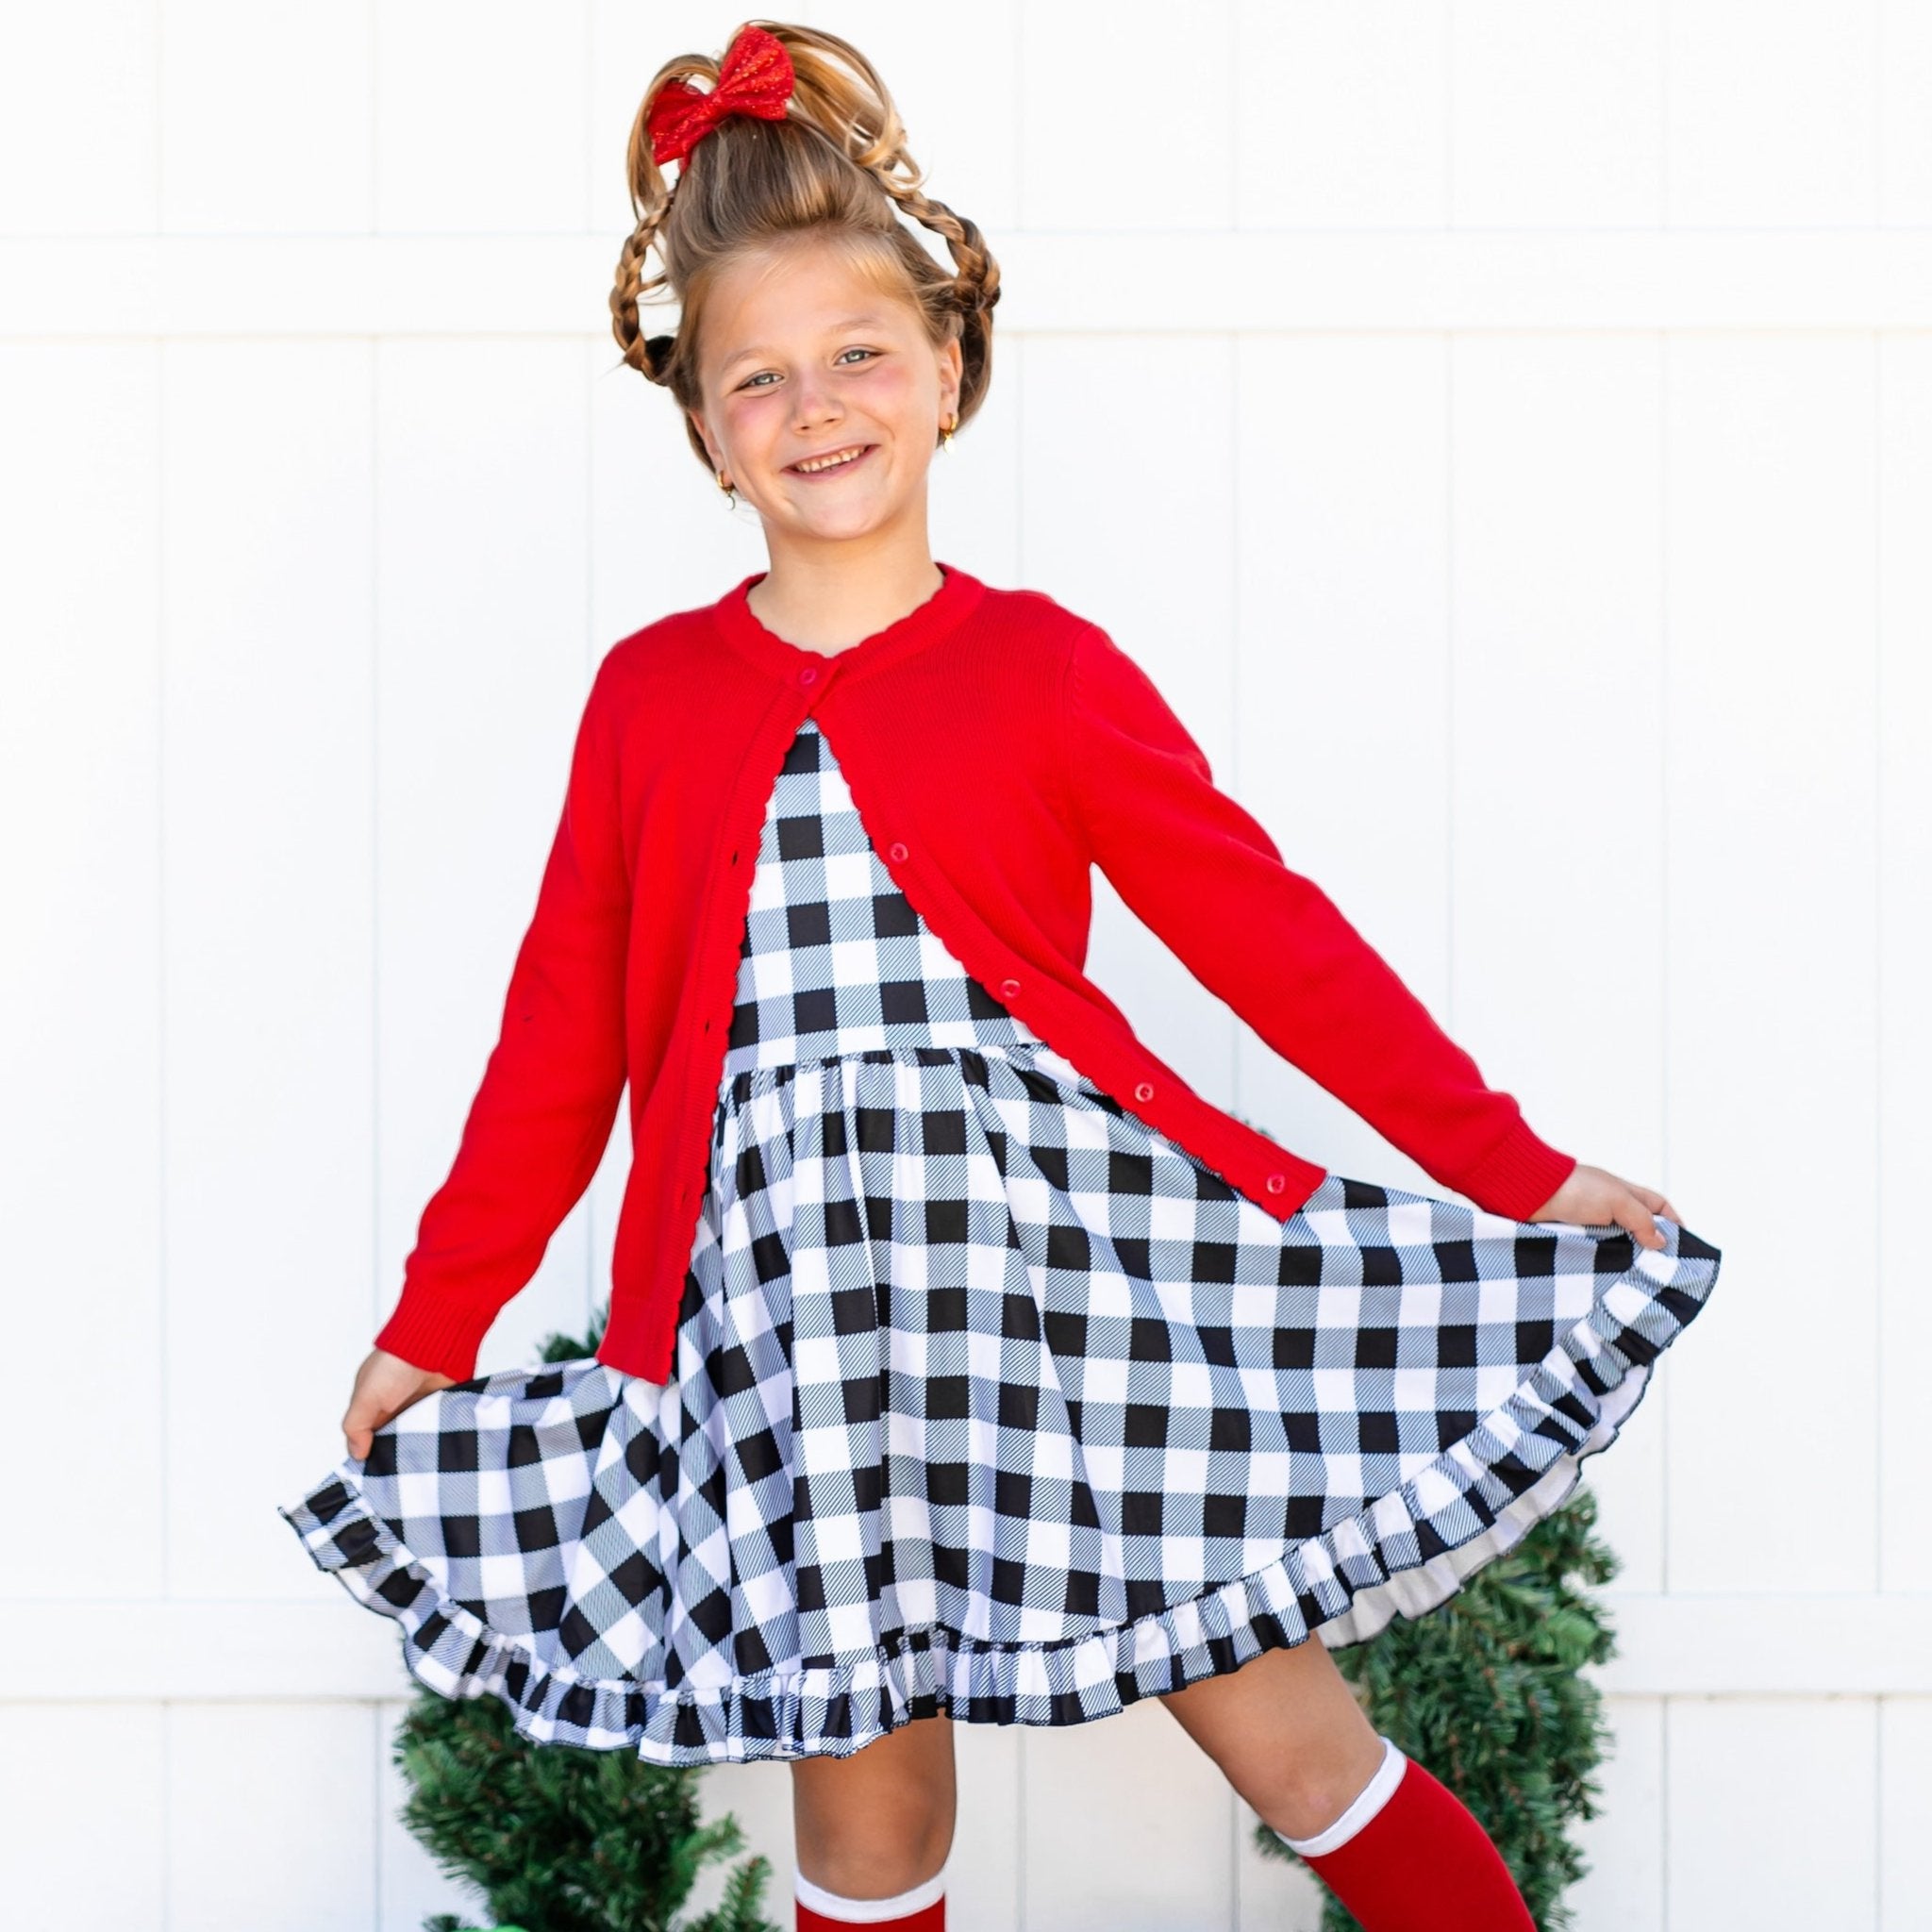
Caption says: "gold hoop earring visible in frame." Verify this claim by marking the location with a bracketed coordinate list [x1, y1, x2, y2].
[716, 470, 737, 508]
[941, 412, 958, 452]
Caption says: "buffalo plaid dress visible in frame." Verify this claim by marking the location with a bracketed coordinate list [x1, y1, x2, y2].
[279, 715, 1723, 1765]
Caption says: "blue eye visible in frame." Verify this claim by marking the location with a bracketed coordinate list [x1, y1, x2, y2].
[739, 348, 877, 391]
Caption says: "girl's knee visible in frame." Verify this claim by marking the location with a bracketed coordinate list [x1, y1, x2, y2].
[791, 1770, 955, 1897]
[790, 1715, 958, 1891]
[793, 1821, 954, 1902]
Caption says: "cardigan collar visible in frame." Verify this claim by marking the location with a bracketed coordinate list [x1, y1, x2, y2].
[709, 558, 987, 686]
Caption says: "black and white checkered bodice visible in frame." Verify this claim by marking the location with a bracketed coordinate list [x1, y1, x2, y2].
[720, 717, 1045, 1078]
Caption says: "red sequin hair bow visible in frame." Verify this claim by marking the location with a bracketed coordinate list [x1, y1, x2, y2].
[647, 24, 796, 168]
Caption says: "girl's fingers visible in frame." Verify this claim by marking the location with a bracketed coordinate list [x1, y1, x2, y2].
[1619, 1178, 1681, 1244]
[1623, 1200, 1666, 1250]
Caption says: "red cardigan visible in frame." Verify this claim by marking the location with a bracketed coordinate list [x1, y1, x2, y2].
[375, 561, 1576, 1383]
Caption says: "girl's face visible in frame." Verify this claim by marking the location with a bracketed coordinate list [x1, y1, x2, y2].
[689, 242, 963, 549]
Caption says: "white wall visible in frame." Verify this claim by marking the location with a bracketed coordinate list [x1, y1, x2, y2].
[3, 2, 1928, 1927]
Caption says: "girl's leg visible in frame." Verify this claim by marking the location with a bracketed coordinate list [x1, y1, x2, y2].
[1158, 1637, 1535, 1931]
[790, 1710, 957, 1928]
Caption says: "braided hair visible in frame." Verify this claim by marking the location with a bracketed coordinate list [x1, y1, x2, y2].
[608, 19, 999, 475]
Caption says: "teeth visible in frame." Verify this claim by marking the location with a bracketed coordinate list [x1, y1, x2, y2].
[794, 446, 866, 474]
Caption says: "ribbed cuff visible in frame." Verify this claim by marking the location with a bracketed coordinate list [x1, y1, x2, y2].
[794, 1855, 949, 1923]
[372, 1283, 501, 1382]
[1453, 1117, 1578, 1222]
[1274, 1736, 1407, 1857]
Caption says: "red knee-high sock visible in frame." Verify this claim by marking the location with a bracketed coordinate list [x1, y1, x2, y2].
[1276, 1737, 1535, 1932]
[794, 1860, 946, 1930]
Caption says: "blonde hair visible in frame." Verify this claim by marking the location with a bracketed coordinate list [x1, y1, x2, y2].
[608, 20, 1000, 476]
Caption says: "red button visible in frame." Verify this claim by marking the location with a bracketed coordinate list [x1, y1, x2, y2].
[1133, 1080, 1154, 1102]
[889, 841, 908, 862]
[999, 976, 1021, 998]
[798, 665, 819, 688]
[1265, 1173, 1286, 1194]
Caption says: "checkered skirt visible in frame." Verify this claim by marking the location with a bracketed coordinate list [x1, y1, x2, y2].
[280, 717, 1722, 1766]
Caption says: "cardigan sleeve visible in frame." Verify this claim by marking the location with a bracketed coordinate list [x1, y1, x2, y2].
[1064, 621, 1576, 1222]
[373, 655, 632, 1380]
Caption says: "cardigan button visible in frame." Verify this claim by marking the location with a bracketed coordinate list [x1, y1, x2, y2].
[998, 976, 1021, 999]
[797, 665, 819, 688]
[1133, 1080, 1155, 1103]
[1265, 1172, 1287, 1194]
[889, 841, 908, 862]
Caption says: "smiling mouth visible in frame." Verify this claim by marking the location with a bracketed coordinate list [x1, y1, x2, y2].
[787, 443, 875, 475]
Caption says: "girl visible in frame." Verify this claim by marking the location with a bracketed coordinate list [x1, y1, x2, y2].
[279, 23, 1723, 1932]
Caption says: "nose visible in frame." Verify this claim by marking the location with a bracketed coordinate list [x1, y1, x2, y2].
[790, 374, 842, 431]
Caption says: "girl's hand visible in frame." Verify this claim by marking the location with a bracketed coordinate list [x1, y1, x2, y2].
[342, 1346, 460, 1461]
[1527, 1162, 1682, 1251]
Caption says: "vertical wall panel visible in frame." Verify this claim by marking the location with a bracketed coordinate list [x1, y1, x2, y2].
[951, 1723, 1026, 1929]
[1021, 332, 1238, 1105]
[1237, 1800, 1326, 1931]
[376, 1701, 478, 1930]
[1876, 335, 1932, 1597]
[1450, 3, 1665, 228]
[1880, 1698, 1932, 1923]
[1448, 334, 1669, 1185]
[1663, 335, 1879, 1594]
[1449, 332, 1673, 1591]
[1232, 332, 1452, 1185]
[0, 0, 158, 233]
[0, 345, 165, 1600]
[1024, 1, 1235, 231]
[1023, 1699, 1237, 1932]
[587, 318, 767, 668]
[1237, 2, 1449, 229]
[1667, 0, 1878, 225]
[1878, 0, 1932, 224]
[163, 340, 376, 1598]
[0, 1704, 166, 1925]
[1570, 1696, 1666, 1932]
[376, 1, 590, 236]
[169, 1703, 379, 1929]
[375, 338, 595, 1371]
[1667, 1698, 1878, 1927]
[927, 325, 1027, 593]
[161, 1, 375, 234]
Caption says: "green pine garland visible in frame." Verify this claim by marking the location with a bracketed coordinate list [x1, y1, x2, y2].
[393, 1311, 782, 1932]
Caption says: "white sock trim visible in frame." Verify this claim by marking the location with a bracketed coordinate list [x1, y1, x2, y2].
[1273, 1735, 1407, 1857]
[794, 1855, 949, 1923]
